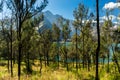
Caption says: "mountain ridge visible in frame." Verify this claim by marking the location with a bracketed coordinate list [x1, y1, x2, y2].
[38, 10, 75, 36]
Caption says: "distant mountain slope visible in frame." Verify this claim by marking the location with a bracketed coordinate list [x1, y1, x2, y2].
[38, 10, 75, 36]
[38, 10, 118, 39]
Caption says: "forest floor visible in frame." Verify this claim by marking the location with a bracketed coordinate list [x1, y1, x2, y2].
[0, 60, 120, 80]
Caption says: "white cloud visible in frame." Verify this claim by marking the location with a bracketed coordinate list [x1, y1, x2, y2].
[110, 25, 118, 30]
[117, 17, 120, 20]
[100, 15, 116, 21]
[113, 22, 118, 24]
[103, 2, 120, 10]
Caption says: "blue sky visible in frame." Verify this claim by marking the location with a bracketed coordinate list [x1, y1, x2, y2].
[44, 0, 119, 20]
[0, 0, 119, 22]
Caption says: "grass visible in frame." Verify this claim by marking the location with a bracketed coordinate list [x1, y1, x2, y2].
[0, 60, 120, 80]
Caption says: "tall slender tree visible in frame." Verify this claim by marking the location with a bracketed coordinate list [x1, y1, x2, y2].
[73, 22, 79, 71]
[0, 15, 15, 77]
[52, 23, 61, 68]
[7, 0, 48, 79]
[62, 19, 71, 71]
[73, 3, 89, 69]
[10, 17, 13, 77]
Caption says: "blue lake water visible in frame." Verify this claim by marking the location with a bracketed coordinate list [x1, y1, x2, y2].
[57, 42, 120, 63]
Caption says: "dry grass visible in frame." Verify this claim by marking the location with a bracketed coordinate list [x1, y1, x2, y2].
[0, 61, 120, 80]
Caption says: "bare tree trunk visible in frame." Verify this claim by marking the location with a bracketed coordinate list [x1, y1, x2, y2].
[40, 56, 42, 74]
[96, 0, 100, 80]
[44, 43, 46, 67]
[102, 57, 105, 68]
[46, 49, 49, 66]
[113, 54, 120, 73]
[18, 14, 22, 80]
[73, 58, 74, 67]
[82, 33, 85, 69]
[75, 28, 78, 71]
[111, 46, 120, 73]
[38, 49, 42, 74]
[27, 52, 30, 74]
[65, 40, 68, 71]
[57, 41, 59, 69]
[7, 42, 10, 73]
[13, 51, 15, 64]
[10, 35, 13, 77]
[87, 55, 90, 71]
[10, 19, 13, 77]
[107, 52, 109, 73]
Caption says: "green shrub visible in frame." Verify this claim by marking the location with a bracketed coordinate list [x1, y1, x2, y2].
[49, 63, 58, 70]
[110, 74, 120, 80]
